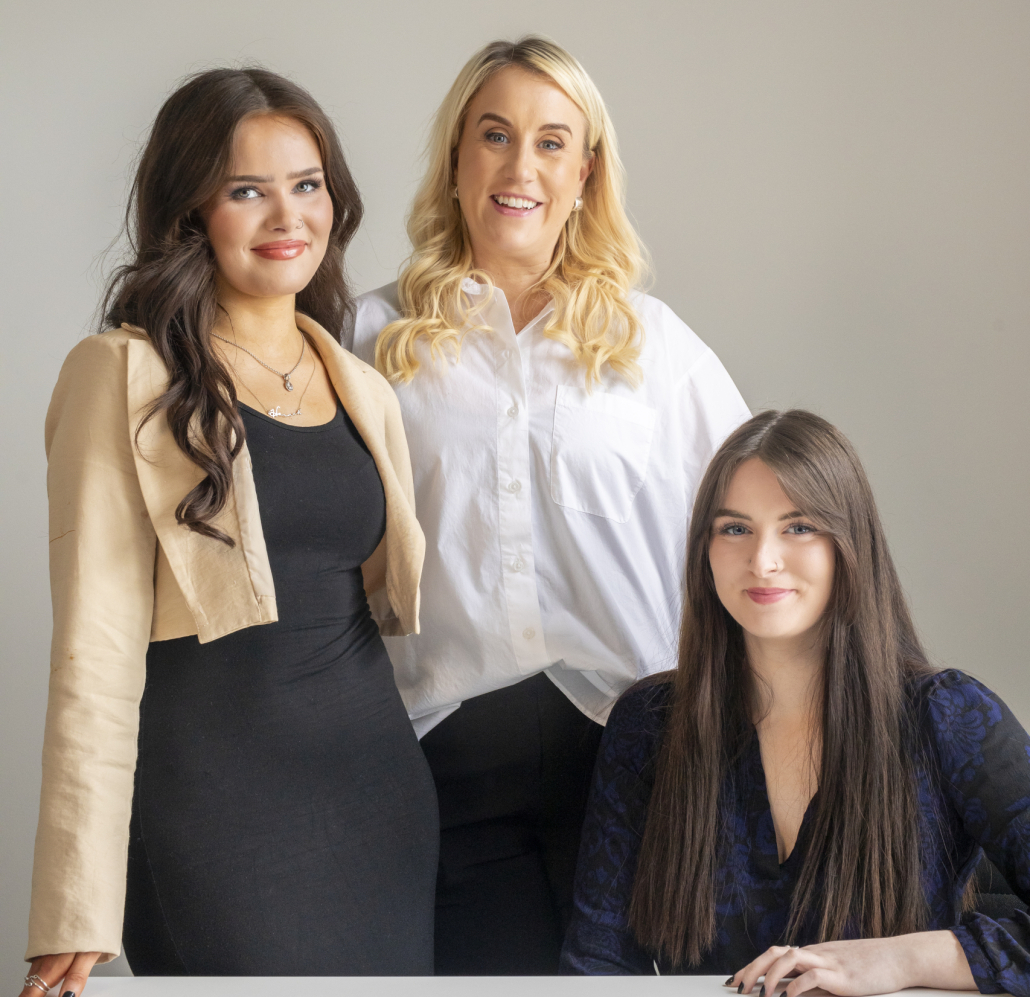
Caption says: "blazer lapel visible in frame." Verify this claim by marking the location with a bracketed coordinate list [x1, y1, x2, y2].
[125, 329, 276, 642]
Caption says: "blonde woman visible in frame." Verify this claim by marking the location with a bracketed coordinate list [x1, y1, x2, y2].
[345, 36, 749, 975]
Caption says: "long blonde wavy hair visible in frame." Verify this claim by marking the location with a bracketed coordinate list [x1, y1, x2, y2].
[375, 35, 651, 387]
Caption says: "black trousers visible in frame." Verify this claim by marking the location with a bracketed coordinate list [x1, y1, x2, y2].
[419, 672, 604, 976]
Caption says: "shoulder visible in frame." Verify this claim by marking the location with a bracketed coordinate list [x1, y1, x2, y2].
[912, 668, 1022, 758]
[302, 313, 399, 410]
[914, 668, 1006, 721]
[57, 325, 150, 374]
[46, 327, 155, 453]
[50, 326, 155, 412]
[348, 282, 401, 362]
[630, 292, 732, 383]
[601, 674, 674, 770]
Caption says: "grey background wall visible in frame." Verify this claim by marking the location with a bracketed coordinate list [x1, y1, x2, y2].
[2, 0, 1027, 982]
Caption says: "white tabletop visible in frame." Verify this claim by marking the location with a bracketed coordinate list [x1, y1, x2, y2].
[80, 977, 981, 997]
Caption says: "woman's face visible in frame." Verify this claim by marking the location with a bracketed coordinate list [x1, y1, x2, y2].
[454, 66, 594, 270]
[708, 458, 836, 646]
[205, 114, 333, 300]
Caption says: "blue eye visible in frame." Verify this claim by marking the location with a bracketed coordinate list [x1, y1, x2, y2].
[539, 139, 564, 151]
[786, 522, 816, 534]
[230, 186, 261, 200]
[719, 523, 749, 536]
[485, 131, 508, 144]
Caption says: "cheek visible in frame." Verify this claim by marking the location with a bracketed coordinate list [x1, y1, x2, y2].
[307, 192, 334, 237]
[800, 541, 836, 602]
[455, 144, 488, 191]
[708, 542, 741, 595]
[205, 205, 251, 264]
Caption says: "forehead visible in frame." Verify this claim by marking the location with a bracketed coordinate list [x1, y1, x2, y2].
[720, 458, 795, 512]
[229, 114, 322, 169]
[466, 65, 586, 134]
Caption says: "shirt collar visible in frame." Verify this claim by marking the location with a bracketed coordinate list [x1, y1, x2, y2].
[461, 277, 555, 332]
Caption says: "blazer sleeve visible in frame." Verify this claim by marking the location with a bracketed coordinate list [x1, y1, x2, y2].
[361, 371, 421, 636]
[926, 670, 1030, 995]
[28, 333, 157, 963]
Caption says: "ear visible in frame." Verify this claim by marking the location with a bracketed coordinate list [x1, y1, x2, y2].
[577, 152, 595, 194]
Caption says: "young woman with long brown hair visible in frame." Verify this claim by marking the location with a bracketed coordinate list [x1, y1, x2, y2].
[20, 68, 436, 996]
[561, 410, 1030, 995]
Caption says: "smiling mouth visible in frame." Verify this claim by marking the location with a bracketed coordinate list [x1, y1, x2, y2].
[251, 240, 307, 260]
[746, 588, 794, 605]
[491, 194, 541, 211]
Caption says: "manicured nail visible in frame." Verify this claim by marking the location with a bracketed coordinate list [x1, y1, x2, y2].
[738, 986, 744, 994]
[63, 992, 75, 997]
[725, 980, 735, 987]
[759, 988, 766, 997]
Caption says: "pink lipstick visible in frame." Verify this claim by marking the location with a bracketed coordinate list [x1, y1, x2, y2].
[252, 240, 307, 260]
[746, 588, 793, 604]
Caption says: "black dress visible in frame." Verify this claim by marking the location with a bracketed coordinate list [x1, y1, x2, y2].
[123, 402, 438, 976]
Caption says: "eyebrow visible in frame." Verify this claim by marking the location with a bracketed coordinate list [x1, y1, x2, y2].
[476, 112, 573, 136]
[713, 509, 806, 521]
[226, 167, 324, 183]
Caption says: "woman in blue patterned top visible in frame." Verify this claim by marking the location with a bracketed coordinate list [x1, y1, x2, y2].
[561, 409, 1030, 995]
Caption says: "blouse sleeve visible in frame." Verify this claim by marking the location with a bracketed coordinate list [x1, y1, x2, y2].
[559, 682, 669, 975]
[926, 670, 1030, 995]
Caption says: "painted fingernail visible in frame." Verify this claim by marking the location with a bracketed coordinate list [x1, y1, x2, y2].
[738, 986, 744, 994]
[63, 992, 75, 997]
[759, 988, 766, 997]
[725, 980, 735, 987]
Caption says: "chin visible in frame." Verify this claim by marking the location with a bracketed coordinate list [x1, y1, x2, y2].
[241, 271, 320, 299]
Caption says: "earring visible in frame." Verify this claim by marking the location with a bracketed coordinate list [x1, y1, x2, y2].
[452, 185, 459, 199]
[573, 196, 583, 211]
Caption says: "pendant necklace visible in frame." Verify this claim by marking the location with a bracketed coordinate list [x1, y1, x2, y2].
[211, 309, 306, 392]
[233, 355, 316, 419]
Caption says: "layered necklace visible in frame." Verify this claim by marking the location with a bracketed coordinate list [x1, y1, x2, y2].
[212, 308, 316, 419]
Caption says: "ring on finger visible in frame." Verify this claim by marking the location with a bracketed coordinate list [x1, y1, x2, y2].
[24, 974, 51, 994]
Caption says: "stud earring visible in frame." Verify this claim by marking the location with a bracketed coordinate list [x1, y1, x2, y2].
[452, 185, 459, 199]
[573, 196, 583, 211]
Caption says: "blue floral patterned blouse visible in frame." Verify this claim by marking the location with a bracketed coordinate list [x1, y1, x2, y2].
[560, 669, 1030, 995]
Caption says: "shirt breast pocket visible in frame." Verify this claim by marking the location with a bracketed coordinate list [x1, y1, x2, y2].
[549, 386, 657, 523]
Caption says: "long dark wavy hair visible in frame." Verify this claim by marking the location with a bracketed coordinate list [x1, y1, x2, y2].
[628, 410, 935, 967]
[102, 68, 363, 544]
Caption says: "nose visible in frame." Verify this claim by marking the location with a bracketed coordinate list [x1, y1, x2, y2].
[750, 531, 783, 577]
[505, 137, 536, 185]
[266, 190, 302, 232]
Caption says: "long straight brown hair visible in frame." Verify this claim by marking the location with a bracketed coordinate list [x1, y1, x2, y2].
[629, 410, 934, 967]
[102, 68, 362, 544]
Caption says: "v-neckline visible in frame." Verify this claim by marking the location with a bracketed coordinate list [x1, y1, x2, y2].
[746, 731, 819, 869]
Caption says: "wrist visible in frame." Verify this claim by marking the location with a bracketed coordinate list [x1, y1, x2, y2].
[902, 930, 975, 990]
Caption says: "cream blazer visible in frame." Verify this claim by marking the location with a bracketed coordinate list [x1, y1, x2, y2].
[27, 313, 425, 963]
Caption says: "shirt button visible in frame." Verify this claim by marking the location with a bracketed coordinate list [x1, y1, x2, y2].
[511, 558, 525, 572]
[522, 627, 536, 640]
[507, 404, 519, 418]
[508, 480, 522, 493]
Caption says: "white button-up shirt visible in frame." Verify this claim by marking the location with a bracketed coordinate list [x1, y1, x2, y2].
[346, 280, 750, 734]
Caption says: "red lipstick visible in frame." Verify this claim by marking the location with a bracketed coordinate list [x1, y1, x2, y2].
[252, 240, 307, 260]
[746, 588, 793, 604]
